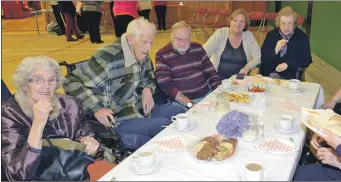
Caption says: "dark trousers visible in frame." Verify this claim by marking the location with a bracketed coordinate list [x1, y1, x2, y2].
[114, 15, 134, 38]
[334, 103, 341, 115]
[51, 5, 65, 34]
[83, 11, 102, 43]
[63, 12, 82, 40]
[109, 1, 117, 30]
[154, 5, 166, 29]
[138, 9, 150, 21]
[76, 9, 88, 33]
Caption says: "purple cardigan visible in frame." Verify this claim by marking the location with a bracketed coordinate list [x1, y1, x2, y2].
[1, 94, 95, 181]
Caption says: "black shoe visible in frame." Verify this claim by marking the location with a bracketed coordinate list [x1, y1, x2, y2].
[77, 35, 85, 39]
[162, 28, 167, 30]
[56, 32, 65, 36]
[67, 38, 77, 41]
[157, 28, 161, 30]
[95, 40, 104, 44]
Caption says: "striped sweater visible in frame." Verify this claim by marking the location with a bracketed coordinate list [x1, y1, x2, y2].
[156, 42, 222, 100]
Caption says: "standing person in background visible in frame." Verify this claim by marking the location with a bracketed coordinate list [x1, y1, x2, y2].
[50, 1, 65, 36]
[76, 1, 104, 44]
[137, 1, 151, 21]
[153, 1, 167, 30]
[58, 1, 84, 41]
[109, 1, 117, 33]
[112, 1, 137, 38]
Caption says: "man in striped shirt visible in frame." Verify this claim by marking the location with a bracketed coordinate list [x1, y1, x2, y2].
[156, 21, 222, 109]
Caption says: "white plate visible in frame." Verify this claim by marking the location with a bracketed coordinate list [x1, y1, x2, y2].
[188, 146, 238, 164]
[274, 121, 300, 134]
[129, 158, 162, 175]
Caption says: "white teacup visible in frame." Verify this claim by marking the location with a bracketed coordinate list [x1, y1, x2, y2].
[245, 161, 264, 181]
[279, 115, 294, 130]
[171, 113, 189, 130]
[222, 79, 232, 90]
[289, 79, 301, 90]
[132, 148, 155, 167]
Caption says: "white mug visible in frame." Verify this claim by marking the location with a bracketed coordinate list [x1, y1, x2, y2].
[132, 148, 155, 167]
[171, 113, 189, 130]
[289, 79, 301, 90]
[245, 161, 264, 181]
[222, 80, 232, 90]
[279, 115, 294, 130]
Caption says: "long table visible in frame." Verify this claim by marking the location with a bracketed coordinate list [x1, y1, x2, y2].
[99, 77, 325, 181]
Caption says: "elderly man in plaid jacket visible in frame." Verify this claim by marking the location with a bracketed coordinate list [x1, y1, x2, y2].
[63, 18, 185, 149]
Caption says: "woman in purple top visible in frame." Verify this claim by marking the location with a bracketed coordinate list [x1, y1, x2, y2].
[293, 129, 341, 180]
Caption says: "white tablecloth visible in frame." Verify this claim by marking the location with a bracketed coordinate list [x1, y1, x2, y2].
[99, 77, 325, 181]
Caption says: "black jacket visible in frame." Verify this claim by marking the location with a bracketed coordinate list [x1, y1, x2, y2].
[260, 28, 312, 79]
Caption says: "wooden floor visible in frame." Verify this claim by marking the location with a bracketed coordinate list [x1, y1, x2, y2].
[2, 15, 338, 102]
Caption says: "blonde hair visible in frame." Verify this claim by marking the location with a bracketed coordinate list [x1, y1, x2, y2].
[275, 6, 298, 28]
[227, 8, 250, 31]
[170, 21, 192, 39]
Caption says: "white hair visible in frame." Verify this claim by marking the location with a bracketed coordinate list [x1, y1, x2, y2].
[126, 17, 156, 39]
[12, 55, 63, 93]
[170, 21, 192, 39]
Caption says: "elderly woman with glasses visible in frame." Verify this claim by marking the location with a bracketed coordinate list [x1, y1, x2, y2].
[1, 56, 100, 181]
[203, 8, 261, 79]
[260, 6, 312, 79]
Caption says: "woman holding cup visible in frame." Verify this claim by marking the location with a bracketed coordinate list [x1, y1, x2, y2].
[260, 6, 312, 80]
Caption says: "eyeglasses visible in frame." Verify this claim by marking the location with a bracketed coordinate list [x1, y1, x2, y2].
[28, 77, 59, 85]
[173, 36, 190, 43]
[280, 22, 295, 28]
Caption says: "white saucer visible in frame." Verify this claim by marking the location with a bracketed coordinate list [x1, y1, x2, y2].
[274, 121, 300, 134]
[130, 158, 162, 175]
[286, 85, 304, 93]
[172, 121, 197, 132]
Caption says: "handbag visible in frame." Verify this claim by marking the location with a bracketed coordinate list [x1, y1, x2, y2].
[32, 138, 96, 181]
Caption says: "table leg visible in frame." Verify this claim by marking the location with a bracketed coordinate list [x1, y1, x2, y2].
[34, 12, 40, 35]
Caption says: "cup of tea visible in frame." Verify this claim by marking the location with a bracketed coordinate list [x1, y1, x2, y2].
[289, 79, 301, 90]
[245, 161, 264, 181]
[222, 79, 232, 90]
[279, 115, 294, 130]
[171, 113, 189, 130]
[132, 148, 155, 167]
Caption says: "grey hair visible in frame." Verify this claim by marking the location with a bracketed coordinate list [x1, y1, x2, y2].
[275, 6, 298, 28]
[126, 17, 156, 39]
[12, 55, 63, 93]
[170, 21, 192, 39]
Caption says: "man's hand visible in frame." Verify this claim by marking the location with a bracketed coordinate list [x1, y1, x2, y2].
[142, 88, 154, 115]
[311, 133, 325, 150]
[275, 63, 288, 72]
[317, 129, 341, 150]
[317, 147, 341, 169]
[80, 137, 100, 155]
[94, 108, 115, 128]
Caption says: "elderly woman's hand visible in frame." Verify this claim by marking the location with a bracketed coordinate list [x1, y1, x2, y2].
[317, 147, 341, 169]
[80, 136, 100, 155]
[311, 133, 325, 150]
[275, 39, 288, 55]
[275, 63, 288, 72]
[317, 129, 341, 150]
[32, 99, 54, 128]
[323, 100, 337, 110]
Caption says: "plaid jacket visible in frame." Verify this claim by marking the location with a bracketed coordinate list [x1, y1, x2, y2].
[63, 35, 156, 127]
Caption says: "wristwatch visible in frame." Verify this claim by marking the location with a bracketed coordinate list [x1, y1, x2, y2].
[187, 102, 193, 108]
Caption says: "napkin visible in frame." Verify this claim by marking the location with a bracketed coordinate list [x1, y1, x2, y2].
[153, 136, 187, 151]
[280, 100, 300, 112]
[255, 138, 296, 153]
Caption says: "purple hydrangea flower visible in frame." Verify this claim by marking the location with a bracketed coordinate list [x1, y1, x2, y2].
[216, 110, 251, 138]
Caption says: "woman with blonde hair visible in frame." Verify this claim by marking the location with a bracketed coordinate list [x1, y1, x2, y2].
[260, 6, 312, 79]
[203, 8, 261, 79]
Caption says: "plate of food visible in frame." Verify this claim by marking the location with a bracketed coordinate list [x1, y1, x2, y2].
[188, 135, 238, 163]
[247, 84, 269, 93]
[217, 91, 251, 104]
[301, 108, 341, 136]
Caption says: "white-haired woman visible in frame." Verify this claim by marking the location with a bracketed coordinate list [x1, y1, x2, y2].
[1, 56, 101, 180]
[203, 8, 261, 79]
[260, 6, 312, 79]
